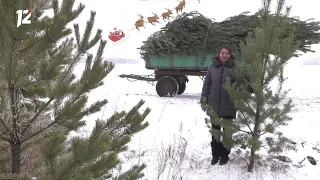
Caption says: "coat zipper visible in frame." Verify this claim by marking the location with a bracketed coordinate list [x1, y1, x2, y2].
[218, 65, 225, 116]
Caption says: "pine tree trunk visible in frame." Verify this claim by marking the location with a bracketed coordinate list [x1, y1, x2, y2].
[248, 104, 261, 172]
[9, 84, 22, 174]
[11, 142, 21, 174]
[248, 147, 255, 172]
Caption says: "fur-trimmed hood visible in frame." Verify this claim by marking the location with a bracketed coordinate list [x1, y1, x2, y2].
[212, 54, 236, 68]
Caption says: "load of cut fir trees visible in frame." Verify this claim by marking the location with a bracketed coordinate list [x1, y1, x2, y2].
[139, 10, 320, 60]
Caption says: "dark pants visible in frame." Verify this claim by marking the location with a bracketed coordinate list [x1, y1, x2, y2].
[211, 116, 233, 158]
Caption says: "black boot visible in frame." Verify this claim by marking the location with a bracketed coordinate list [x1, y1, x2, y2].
[219, 156, 229, 165]
[211, 156, 219, 165]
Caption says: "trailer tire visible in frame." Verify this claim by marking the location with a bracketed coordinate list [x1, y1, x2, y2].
[177, 83, 186, 95]
[156, 76, 178, 97]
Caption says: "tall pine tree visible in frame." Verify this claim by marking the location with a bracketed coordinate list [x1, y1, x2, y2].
[0, 0, 150, 179]
[203, 0, 299, 172]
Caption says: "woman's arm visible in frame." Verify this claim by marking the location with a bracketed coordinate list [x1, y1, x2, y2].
[201, 64, 212, 104]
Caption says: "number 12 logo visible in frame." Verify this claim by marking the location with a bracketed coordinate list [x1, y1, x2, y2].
[16, 10, 32, 27]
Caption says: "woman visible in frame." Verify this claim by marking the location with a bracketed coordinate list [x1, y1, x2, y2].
[200, 46, 239, 166]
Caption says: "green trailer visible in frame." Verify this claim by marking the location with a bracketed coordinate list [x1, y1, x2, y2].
[118, 54, 215, 97]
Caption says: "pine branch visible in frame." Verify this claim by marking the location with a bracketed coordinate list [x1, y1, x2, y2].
[22, 92, 93, 142]
[260, 96, 283, 119]
[261, 78, 288, 120]
[0, 117, 12, 138]
[60, 51, 83, 85]
[22, 120, 55, 143]
[243, 99, 256, 116]
[239, 111, 254, 134]
[236, 149, 249, 166]
[21, 47, 84, 137]
[0, 134, 11, 142]
[20, 98, 54, 137]
[58, 160, 79, 179]
[238, 128, 252, 135]
[13, 43, 49, 85]
[17, 38, 40, 55]
[260, 102, 291, 136]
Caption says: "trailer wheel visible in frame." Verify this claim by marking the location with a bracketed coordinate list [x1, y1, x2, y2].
[177, 83, 186, 95]
[156, 76, 178, 97]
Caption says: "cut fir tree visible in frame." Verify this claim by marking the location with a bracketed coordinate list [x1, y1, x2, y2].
[0, 0, 150, 179]
[203, 0, 300, 173]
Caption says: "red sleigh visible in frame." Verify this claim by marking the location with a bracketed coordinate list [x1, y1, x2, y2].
[108, 28, 125, 42]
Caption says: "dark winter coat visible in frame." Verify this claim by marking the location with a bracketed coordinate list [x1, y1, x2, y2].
[201, 56, 238, 118]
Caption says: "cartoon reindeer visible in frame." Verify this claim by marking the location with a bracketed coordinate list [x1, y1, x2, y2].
[134, 14, 145, 31]
[147, 12, 160, 25]
[175, 0, 186, 14]
[161, 8, 173, 21]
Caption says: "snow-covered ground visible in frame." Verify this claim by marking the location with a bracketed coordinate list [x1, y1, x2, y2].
[73, 60, 320, 180]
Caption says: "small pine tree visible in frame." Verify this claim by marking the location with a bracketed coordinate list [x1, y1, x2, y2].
[0, 0, 150, 179]
[203, 0, 300, 172]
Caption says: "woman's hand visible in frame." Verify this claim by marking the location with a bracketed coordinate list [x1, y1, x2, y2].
[200, 96, 207, 111]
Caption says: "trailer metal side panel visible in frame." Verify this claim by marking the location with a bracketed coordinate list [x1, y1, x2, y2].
[145, 55, 245, 70]
[145, 55, 214, 70]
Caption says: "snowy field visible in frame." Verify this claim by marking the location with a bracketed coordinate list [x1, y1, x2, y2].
[73, 60, 320, 180]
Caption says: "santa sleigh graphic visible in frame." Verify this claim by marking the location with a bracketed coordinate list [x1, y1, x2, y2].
[108, 28, 126, 43]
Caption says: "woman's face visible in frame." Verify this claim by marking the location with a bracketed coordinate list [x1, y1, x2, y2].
[219, 48, 231, 62]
